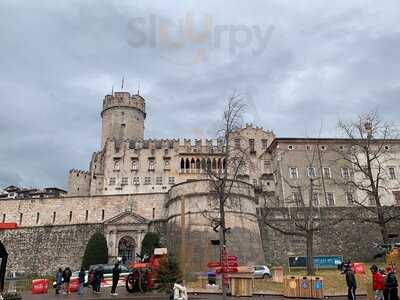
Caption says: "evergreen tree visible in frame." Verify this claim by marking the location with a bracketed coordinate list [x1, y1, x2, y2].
[156, 256, 181, 292]
[81, 232, 108, 270]
[140, 232, 160, 258]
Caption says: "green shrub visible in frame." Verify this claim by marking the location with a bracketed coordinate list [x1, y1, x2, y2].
[140, 232, 160, 258]
[81, 232, 108, 270]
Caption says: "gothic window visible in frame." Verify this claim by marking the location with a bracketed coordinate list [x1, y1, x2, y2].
[212, 159, 217, 169]
[148, 159, 155, 171]
[121, 177, 128, 185]
[109, 177, 116, 186]
[223, 158, 226, 170]
[168, 177, 175, 185]
[156, 177, 163, 185]
[164, 159, 170, 168]
[207, 158, 212, 170]
[196, 159, 201, 169]
[185, 158, 190, 170]
[180, 158, 185, 170]
[114, 160, 120, 171]
[191, 158, 195, 169]
[389, 167, 397, 180]
[144, 177, 151, 185]
[132, 177, 140, 185]
[249, 139, 255, 152]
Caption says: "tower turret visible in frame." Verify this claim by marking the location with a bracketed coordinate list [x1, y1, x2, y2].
[101, 91, 146, 148]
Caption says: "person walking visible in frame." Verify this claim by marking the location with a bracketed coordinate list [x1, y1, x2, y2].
[111, 262, 121, 296]
[94, 266, 104, 293]
[62, 267, 72, 295]
[384, 267, 399, 300]
[371, 265, 384, 300]
[77, 268, 86, 296]
[345, 263, 357, 300]
[55, 268, 63, 295]
[173, 280, 188, 300]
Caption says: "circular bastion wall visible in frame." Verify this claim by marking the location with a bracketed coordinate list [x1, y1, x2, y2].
[165, 180, 265, 272]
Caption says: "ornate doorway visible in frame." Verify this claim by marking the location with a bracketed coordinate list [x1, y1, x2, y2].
[118, 236, 136, 265]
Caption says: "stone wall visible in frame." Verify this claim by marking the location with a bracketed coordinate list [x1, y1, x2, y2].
[0, 224, 103, 275]
[259, 207, 400, 266]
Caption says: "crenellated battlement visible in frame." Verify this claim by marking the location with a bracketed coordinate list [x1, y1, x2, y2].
[69, 169, 90, 176]
[102, 91, 146, 117]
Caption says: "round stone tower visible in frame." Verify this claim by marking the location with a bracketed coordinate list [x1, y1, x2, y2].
[101, 91, 146, 148]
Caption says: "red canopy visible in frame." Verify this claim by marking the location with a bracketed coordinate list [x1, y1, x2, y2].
[0, 223, 17, 230]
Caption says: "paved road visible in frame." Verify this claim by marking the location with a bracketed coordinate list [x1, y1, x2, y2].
[15, 286, 367, 300]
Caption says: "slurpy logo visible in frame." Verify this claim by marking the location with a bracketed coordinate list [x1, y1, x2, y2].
[127, 14, 274, 64]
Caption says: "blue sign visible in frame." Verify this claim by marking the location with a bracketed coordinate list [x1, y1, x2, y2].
[288, 256, 342, 269]
[314, 280, 322, 290]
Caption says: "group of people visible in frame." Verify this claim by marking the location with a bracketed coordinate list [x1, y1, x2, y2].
[55, 262, 121, 296]
[343, 261, 399, 300]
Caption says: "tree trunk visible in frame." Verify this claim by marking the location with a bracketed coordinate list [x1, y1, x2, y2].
[377, 206, 389, 244]
[306, 230, 315, 276]
[219, 193, 227, 300]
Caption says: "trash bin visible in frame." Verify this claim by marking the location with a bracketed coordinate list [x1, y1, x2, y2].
[283, 276, 299, 298]
[230, 274, 253, 297]
[298, 276, 312, 298]
[311, 276, 324, 299]
[271, 266, 284, 283]
[207, 271, 217, 285]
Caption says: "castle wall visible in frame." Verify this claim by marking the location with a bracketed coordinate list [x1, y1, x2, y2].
[166, 180, 265, 272]
[0, 193, 167, 227]
[260, 207, 400, 266]
[0, 224, 103, 275]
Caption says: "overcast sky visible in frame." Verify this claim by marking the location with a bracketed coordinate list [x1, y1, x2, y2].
[1, 0, 400, 189]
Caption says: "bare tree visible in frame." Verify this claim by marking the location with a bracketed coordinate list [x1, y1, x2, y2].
[200, 93, 249, 299]
[337, 111, 400, 244]
[260, 142, 347, 275]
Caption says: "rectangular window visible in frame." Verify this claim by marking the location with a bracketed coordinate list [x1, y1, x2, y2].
[85, 210, 88, 221]
[346, 193, 354, 205]
[36, 212, 40, 224]
[132, 177, 140, 185]
[249, 139, 255, 152]
[144, 177, 151, 185]
[102, 209, 105, 221]
[156, 177, 163, 185]
[323, 167, 331, 178]
[121, 177, 128, 185]
[113, 160, 120, 171]
[234, 139, 241, 148]
[264, 160, 271, 171]
[52, 212, 56, 224]
[389, 167, 397, 180]
[341, 168, 350, 178]
[326, 193, 335, 207]
[261, 139, 268, 149]
[393, 191, 400, 205]
[312, 193, 320, 206]
[148, 160, 155, 171]
[131, 160, 138, 171]
[168, 177, 175, 185]
[293, 192, 303, 206]
[109, 177, 116, 186]
[289, 167, 299, 179]
[307, 167, 316, 178]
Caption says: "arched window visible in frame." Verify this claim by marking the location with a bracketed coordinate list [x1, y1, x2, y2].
[223, 158, 226, 170]
[212, 158, 217, 169]
[201, 158, 206, 170]
[185, 158, 190, 169]
[218, 158, 222, 169]
[118, 236, 136, 265]
[207, 158, 212, 170]
[191, 158, 195, 169]
[196, 159, 201, 169]
[180, 158, 185, 170]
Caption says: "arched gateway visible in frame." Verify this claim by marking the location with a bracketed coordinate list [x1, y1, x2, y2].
[118, 236, 136, 265]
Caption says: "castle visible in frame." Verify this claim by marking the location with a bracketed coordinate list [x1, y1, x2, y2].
[1, 90, 400, 275]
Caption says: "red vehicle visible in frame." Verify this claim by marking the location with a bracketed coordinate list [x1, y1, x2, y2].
[125, 255, 161, 293]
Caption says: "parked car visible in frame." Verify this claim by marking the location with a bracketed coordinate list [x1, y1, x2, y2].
[52, 270, 88, 288]
[88, 264, 130, 287]
[254, 265, 272, 279]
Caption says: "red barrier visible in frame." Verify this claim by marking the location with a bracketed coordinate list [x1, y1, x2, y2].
[352, 263, 366, 274]
[32, 279, 49, 294]
[69, 278, 80, 293]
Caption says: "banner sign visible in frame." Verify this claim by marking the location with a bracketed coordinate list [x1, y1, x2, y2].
[288, 256, 342, 269]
